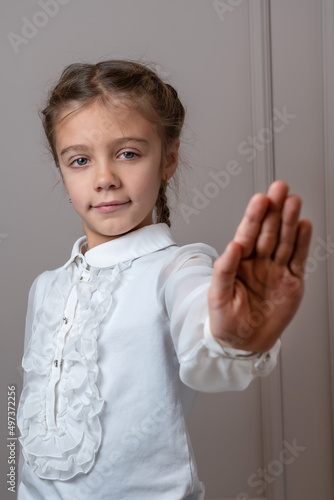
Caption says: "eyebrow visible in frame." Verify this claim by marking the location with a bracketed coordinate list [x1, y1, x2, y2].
[60, 137, 150, 157]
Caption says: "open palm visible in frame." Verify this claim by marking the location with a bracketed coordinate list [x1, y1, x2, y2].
[208, 181, 312, 353]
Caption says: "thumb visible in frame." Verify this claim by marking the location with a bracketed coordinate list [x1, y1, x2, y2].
[209, 241, 243, 307]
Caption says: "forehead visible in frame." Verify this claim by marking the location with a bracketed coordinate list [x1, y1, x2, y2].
[55, 99, 160, 149]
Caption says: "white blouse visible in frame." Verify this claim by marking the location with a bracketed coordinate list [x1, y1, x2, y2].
[17, 223, 280, 500]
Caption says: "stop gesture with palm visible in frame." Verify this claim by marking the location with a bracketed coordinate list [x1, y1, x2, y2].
[208, 181, 312, 353]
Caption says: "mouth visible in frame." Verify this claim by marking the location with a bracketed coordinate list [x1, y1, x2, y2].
[92, 201, 131, 213]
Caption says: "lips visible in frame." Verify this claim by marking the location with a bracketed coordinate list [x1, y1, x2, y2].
[93, 201, 130, 208]
[92, 201, 130, 213]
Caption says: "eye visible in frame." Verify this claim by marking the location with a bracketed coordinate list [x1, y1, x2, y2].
[119, 151, 138, 160]
[71, 157, 90, 167]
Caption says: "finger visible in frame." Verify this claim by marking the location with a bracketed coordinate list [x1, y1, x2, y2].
[289, 219, 313, 276]
[209, 241, 243, 306]
[233, 194, 270, 258]
[255, 181, 290, 257]
[266, 179, 289, 198]
[274, 195, 302, 265]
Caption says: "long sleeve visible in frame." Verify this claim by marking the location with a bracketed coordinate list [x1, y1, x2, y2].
[22, 276, 41, 367]
[157, 243, 281, 393]
[17, 274, 43, 485]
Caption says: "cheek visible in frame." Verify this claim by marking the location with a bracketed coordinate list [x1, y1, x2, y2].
[134, 176, 161, 204]
[66, 179, 89, 205]
[133, 166, 161, 196]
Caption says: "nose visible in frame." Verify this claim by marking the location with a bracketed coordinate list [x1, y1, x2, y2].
[93, 160, 121, 191]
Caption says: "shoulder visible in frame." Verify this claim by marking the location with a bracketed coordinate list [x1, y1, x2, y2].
[169, 242, 218, 266]
[33, 267, 61, 287]
[28, 266, 64, 303]
[158, 242, 219, 273]
[154, 242, 219, 290]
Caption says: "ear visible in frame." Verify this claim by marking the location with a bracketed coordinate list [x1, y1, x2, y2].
[162, 140, 180, 181]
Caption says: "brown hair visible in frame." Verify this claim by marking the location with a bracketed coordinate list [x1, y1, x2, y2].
[40, 59, 186, 226]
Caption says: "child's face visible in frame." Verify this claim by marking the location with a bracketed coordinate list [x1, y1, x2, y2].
[55, 100, 178, 250]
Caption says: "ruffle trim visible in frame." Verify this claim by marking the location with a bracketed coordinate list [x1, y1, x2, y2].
[17, 261, 131, 480]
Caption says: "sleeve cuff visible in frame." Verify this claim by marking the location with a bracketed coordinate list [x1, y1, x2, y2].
[203, 316, 281, 372]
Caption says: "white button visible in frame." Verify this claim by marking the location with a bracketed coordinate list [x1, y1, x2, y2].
[255, 353, 271, 370]
[80, 269, 91, 281]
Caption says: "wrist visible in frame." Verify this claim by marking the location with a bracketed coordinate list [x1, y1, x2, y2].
[204, 316, 262, 359]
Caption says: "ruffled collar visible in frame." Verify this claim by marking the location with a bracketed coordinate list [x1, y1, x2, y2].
[63, 223, 177, 270]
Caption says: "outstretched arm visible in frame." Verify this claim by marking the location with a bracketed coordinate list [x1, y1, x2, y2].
[207, 180, 312, 353]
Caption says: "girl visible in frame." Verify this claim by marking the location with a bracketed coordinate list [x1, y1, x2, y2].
[17, 59, 312, 499]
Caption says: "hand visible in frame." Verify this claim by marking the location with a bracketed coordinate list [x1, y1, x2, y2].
[207, 181, 312, 353]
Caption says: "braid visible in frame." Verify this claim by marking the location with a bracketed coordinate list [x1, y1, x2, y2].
[155, 179, 170, 227]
